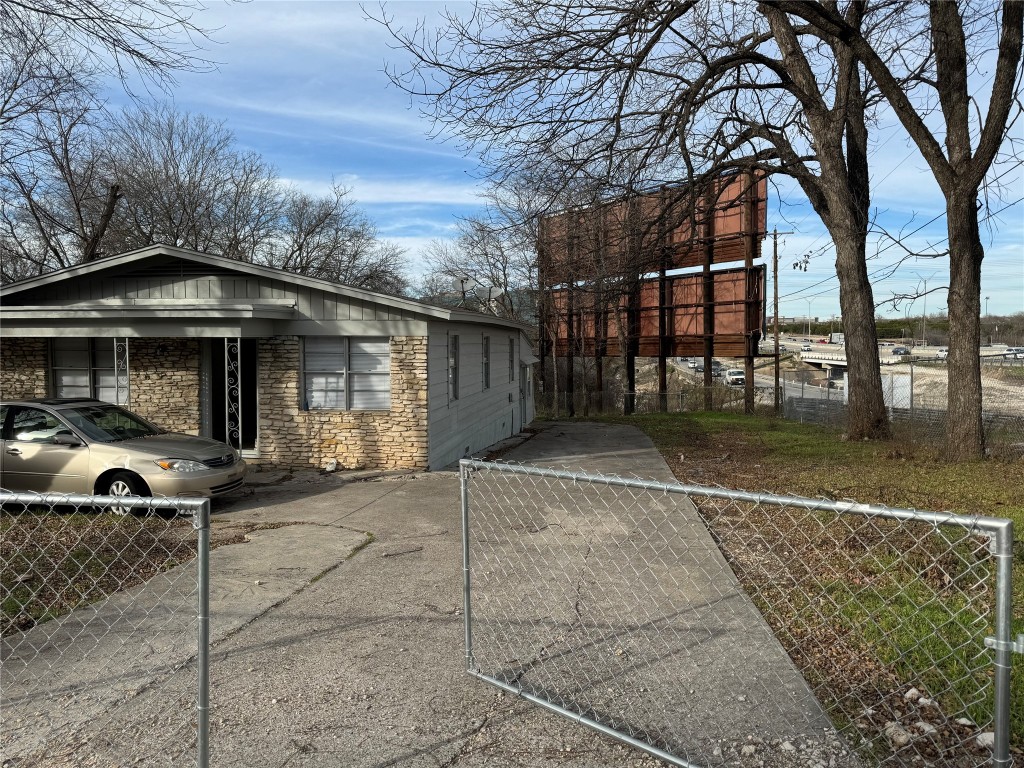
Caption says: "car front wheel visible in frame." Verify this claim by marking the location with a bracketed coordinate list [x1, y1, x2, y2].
[106, 472, 145, 515]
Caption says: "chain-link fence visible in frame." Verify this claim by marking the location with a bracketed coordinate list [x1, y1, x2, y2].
[536, 385, 770, 418]
[779, 361, 1024, 453]
[536, 356, 1024, 454]
[1, 492, 210, 767]
[460, 460, 1018, 768]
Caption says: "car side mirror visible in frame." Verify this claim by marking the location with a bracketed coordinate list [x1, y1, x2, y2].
[53, 432, 84, 447]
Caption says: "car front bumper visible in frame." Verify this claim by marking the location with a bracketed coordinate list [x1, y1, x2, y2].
[141, 459, 248, 498]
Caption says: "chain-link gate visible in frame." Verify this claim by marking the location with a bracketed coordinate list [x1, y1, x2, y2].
[460, 459, 1018, 768]
[1, 492, 211, 767]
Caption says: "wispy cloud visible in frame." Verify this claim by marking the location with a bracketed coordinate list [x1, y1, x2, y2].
[280, 173, 484, 206]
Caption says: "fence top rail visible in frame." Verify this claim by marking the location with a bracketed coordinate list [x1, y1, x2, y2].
[459, 459, 1013, 546]
[0, 490, 210, 527]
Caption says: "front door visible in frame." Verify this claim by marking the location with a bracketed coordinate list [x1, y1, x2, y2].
[202, 338, 259, 455]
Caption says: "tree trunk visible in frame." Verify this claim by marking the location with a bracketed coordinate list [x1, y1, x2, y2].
[835, 234, 890, 439]
[944, 191, 985, 460]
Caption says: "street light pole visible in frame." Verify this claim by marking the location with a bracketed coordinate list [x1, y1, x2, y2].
[805, 298, 815, 337]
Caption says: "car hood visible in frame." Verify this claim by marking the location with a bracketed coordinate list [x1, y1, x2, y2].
[96, 433, 236, 461]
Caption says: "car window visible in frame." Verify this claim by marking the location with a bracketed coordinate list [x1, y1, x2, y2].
[0, 405, 8, 439]
[61, 404, 164, 442]
[10, 407, 69, 444]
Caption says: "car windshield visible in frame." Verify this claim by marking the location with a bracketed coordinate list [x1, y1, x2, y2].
[61, 404, 165, 443]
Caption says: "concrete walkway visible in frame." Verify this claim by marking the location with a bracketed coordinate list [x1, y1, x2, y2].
[2, 422, 856, 768]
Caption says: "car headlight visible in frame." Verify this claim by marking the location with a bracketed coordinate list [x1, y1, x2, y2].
[155, 458, 208, 472]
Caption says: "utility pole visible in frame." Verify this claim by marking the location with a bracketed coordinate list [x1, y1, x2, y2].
[913, 270, 937, 346]
[771, 228, 793, 416]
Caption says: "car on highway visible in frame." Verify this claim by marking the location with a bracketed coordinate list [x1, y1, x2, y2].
[724, 369, 745, 386]
[1004, 347, 1024, 359]
[0, 398, 246, 506]
[935, 348, 948, 360]
[801, 344, 813, 352]
[892, 347, 910, 356]
[687, 359, 698, 368]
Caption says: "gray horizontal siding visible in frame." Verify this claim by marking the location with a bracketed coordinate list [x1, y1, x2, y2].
[427, 322, 532, 470]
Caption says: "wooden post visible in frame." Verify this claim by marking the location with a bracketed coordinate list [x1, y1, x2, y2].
[743, 170, 757, 415]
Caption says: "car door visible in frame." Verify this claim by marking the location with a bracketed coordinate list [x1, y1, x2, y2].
[1, 406, 91, 493]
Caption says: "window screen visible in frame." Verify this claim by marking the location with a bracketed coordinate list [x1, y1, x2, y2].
[482, 335, 490, 389]
[303, 337, 391, 411]
[52, 339, 126, 403]
[448, 335, 459, 401]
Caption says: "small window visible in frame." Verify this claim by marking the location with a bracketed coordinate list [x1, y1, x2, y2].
[448, 335, 459, 401]
[482, 335, 491, 389]
[508, 337, 516, 382]
[303, 337, 391, 411]
[52, 338, 126, 403]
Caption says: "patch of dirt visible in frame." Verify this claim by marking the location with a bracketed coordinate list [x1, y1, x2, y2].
[0, 511, 293, 635]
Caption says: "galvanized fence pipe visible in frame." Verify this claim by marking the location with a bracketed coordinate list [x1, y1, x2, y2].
[460, 462, 475, 672]
[194, 499, 212, 768]
[459, 459, 1018, 768]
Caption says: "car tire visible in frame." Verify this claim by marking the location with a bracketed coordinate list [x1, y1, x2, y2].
[106, 472, 145, 516]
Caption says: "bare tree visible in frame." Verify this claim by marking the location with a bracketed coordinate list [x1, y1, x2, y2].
[380, 1, 903, 438]
[100, 103, 281, 257]
[1, 0, 217, 92]
[262, 182, 408, 294]
[419, 208, 537, 321]
[1, 0, 221, 276]
[775, 0, 1024, 459]
[2, 100, 411, 292]
[0, 36, 114, 277]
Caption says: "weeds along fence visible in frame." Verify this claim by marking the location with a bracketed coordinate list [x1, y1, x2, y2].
[780, 363, 1024, 454]
[459, 460, 1020, 768]
[536, 385, 767, 418]
[536, 367, 1024, 455]
[0, 492, 210, 768]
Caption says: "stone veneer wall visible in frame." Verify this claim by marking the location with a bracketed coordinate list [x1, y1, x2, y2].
[0, 339, 49, 399]
[258, 336, 429, 470]
[128, 338, 202, 434]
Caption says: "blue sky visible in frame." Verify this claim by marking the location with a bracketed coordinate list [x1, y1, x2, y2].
[106, 1, 1023, 320]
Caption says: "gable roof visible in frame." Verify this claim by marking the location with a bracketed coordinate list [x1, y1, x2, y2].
[0, 244, 531, 332]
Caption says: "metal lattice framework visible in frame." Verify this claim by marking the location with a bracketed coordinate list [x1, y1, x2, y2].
[459, 459, 1017, 768]
[0, 492, 211, 768]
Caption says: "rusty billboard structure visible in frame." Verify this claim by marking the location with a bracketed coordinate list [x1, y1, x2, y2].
[537, 172, 768, 414]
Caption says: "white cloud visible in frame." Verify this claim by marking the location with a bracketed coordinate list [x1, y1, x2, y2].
[280, 173, 484, 206]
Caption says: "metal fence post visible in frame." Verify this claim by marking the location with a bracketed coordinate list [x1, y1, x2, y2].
[988, 520, 1017, 768]
[194, 500, 211, 768]
[460, 460, 475, 672]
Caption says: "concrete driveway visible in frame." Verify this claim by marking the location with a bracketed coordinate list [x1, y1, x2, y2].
[2, 422, 856, 768]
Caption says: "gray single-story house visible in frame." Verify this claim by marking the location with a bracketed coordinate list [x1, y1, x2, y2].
[0, 245, 535, 471]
